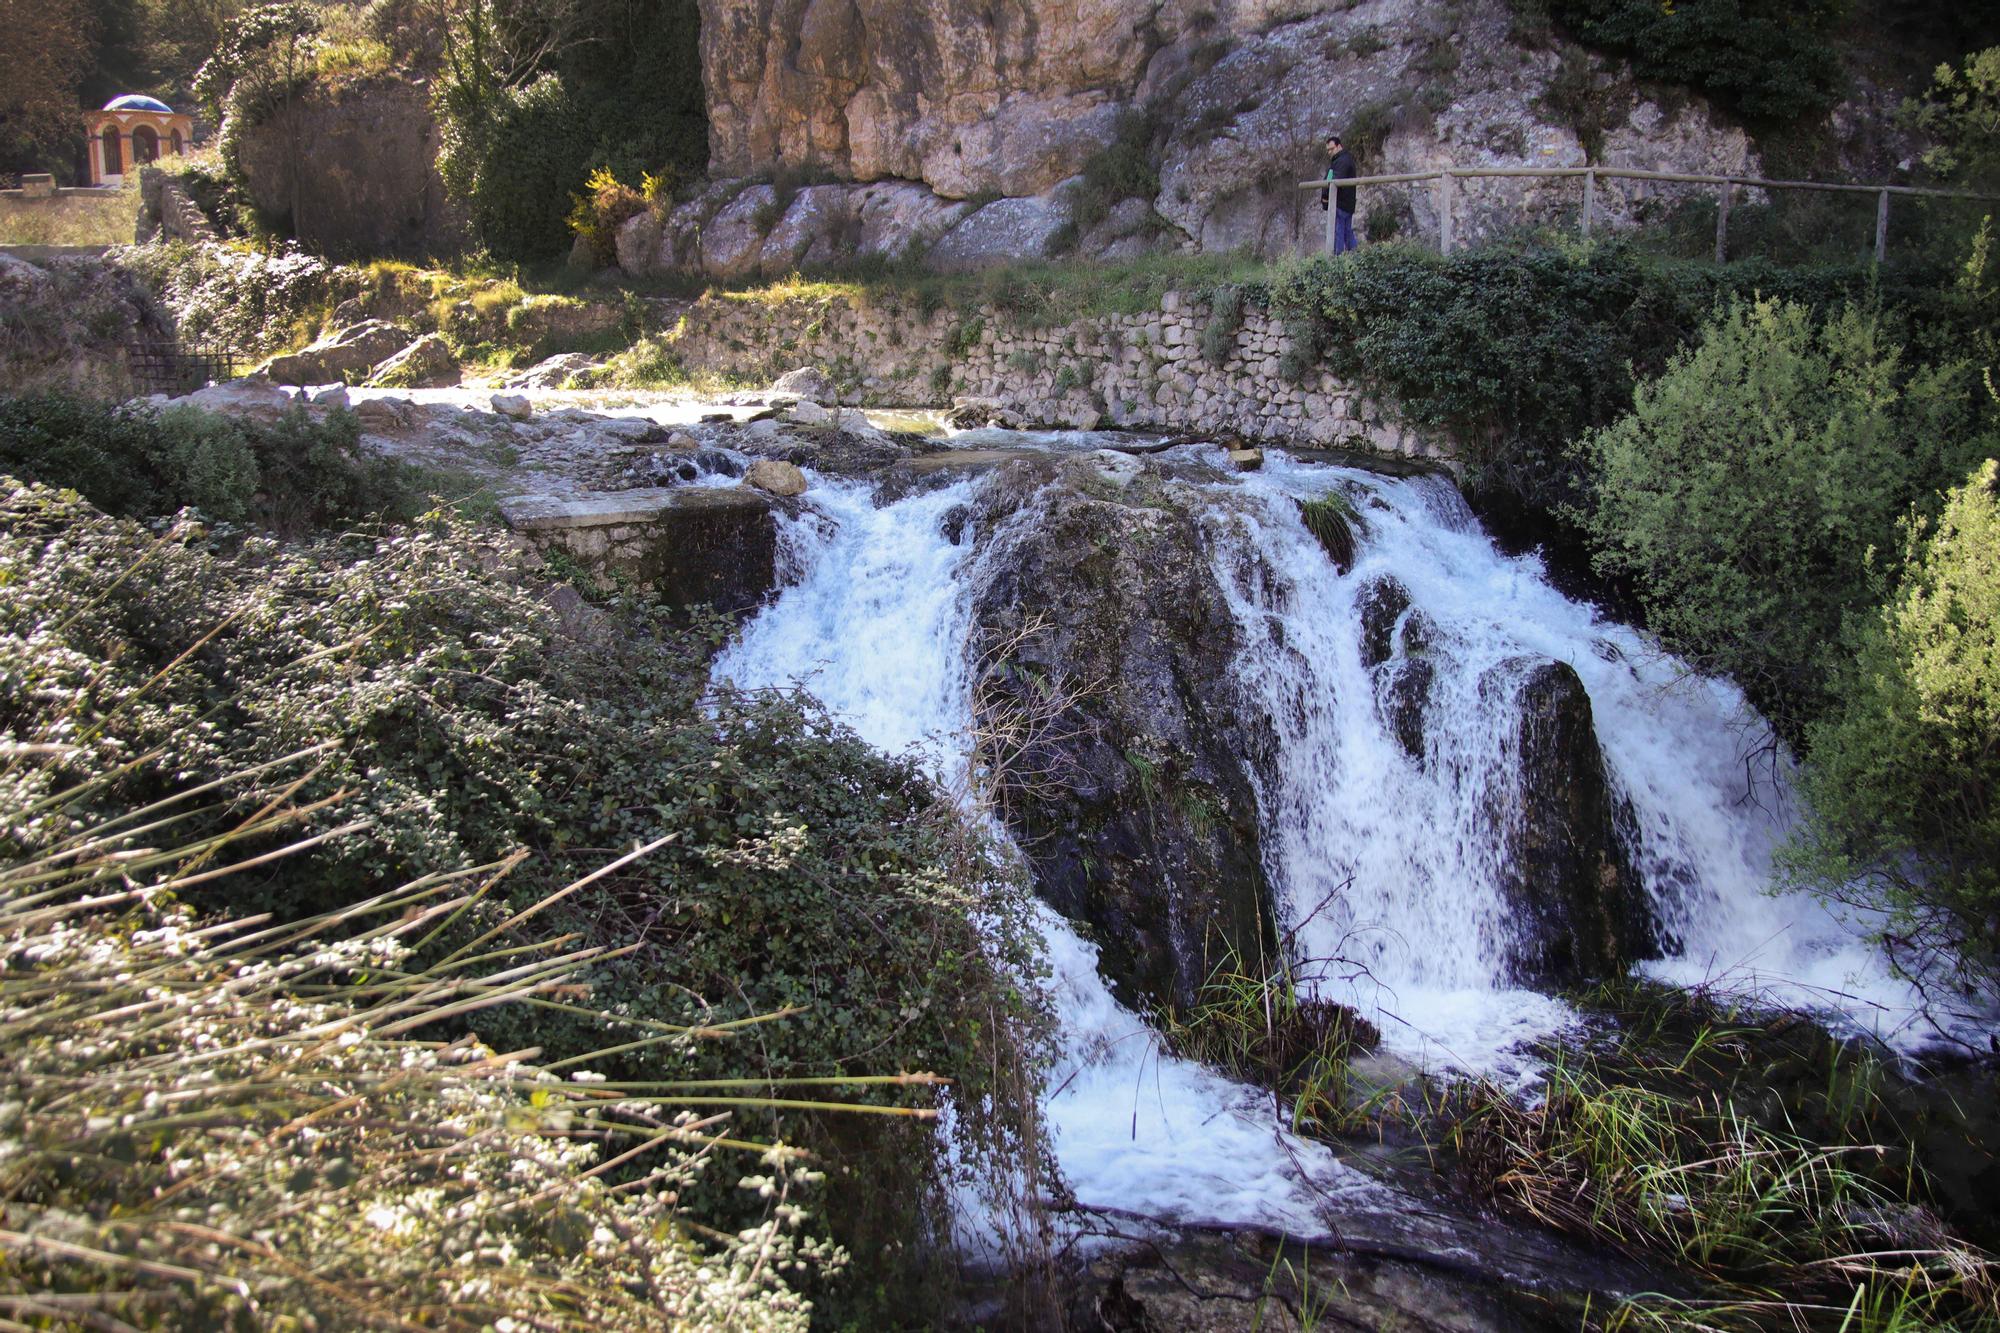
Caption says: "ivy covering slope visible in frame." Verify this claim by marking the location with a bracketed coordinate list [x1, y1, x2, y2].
[0, 475, 1048, 1316]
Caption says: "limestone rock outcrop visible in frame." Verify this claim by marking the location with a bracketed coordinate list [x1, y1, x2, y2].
[368, 333, 459, 388]
[670, 0, 1761, 271]
[258, 321, 413, 387]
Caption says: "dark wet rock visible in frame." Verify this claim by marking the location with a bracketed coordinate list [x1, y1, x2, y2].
[1499, 658, 1656, 985]
[732, 424, 911, 476]
[969, 455, 1274, 1013]
[1357, 576, 1412, 670]
[1381, 657, 1436, 763]
[940, 503, 973, 546]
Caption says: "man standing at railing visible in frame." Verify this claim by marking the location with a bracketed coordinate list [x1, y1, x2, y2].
[1322, 134, 1359, 255]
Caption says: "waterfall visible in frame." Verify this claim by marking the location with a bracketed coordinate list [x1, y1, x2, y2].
[713, 471, 1393, 1235]
[1220, 450, 1981, 1066]
[710, 441, 1985, 1238]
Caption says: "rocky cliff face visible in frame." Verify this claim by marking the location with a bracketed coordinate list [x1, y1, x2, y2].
[667, 0, 1758, 273]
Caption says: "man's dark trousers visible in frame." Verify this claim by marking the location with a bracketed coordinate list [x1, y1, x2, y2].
[1334, 209, 1357, 254]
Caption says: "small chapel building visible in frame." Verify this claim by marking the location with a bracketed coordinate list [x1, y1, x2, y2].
[82, 96, 195, 187]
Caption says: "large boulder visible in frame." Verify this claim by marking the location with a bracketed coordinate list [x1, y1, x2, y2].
[854, 181, 972, 258]
[772, 366, 836, 404]
[969, 455, 1275, 1013]
[368, 333, 459, 388]
[702, 185, 779, 278]
[505, 353, 605, 390]
[757, 184, 856, 271]
[927, 191, 1077, 271]
[258, 321, 413, 386]
[1496, 658, 1656, 984]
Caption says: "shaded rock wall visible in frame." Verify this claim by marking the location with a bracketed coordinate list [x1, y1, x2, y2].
[502, 488, 779, 614]
[235, 76, 465, 260]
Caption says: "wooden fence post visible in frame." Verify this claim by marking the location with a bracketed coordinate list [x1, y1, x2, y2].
[1715, 178, 1733, 265]
[1875, 189, 1890, 264]
[1436, 171, 1455, 254]
[1582, 168, 1596, 238]
[1325, 178, 1336, 254]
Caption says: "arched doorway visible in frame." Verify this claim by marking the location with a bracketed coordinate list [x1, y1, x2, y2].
[101, 126, 122, 177]
[169, 129, 184, 155]
[133, 126, 159, 165]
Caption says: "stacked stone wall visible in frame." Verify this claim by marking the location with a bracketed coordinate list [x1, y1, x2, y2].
[667, 291, 1450, 462]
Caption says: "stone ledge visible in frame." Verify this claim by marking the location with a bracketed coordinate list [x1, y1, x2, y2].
[499, 486, 764, 532]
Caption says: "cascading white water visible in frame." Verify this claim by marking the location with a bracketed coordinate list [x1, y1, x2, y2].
[1221, 450, 1984, 1067]
[709, 440, 1987, 1238]
[711, 470, 1396, 1236]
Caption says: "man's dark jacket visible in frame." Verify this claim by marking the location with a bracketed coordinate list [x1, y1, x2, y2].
[1323, 148, 1358, 213]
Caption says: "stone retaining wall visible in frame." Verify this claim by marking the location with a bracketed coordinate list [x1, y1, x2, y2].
[666, 290, 1448, 461]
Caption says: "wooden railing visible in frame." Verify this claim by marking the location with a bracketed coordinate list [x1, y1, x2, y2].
[1300, 165, 2000, 262]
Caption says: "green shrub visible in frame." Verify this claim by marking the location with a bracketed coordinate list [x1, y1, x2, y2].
[0, 483, 1047, 1309]
[567, 165, 647, 267]
[434, 0, 707, 263]
[1789, 459, 2000, 978]
[1201, 284, 1247, 365]
[0, 392, 423, 532]
[1908, 46, 2000, 187]
[1575, 298, 1987, 739]
[1265, 237, 1979, 534]
[1548, 0, 1848, 123]
[1271, 238, 1690, 513]
[1064, 110, 1163, 239]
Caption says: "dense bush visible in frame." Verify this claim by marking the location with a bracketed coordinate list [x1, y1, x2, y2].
[1575, 298, 1987, 740]
[119, 237, 355, 358]
[0, 392, 424, 531]
[0, 482, 1046, 1304]
[1546, 0, 1849, 123]
[1789, 460, 2000, 979]
[442, 73, 592, 263]
[1267, 238, 1986, 537]
[1271, 239, 1688, 522]
[1908, 46, 2000, 186]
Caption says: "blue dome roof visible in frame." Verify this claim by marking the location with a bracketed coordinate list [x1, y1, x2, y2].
[105, 95, 174, 113]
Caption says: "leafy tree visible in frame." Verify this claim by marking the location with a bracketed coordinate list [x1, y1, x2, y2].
[1789, 459, 2000, 981]
[0, 0, 95, 181]
[1548, 0, 1849, 123]
[1576, 297, 1986, 740]
[1909, 46, 2000, 186]
[434, 0, 706, 261]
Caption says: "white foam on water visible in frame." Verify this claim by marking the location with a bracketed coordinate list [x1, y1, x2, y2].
[711, 467, 1388, 1237]
[708, 440, 1991, 1241]
[1224, 449, 1990, 1064]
